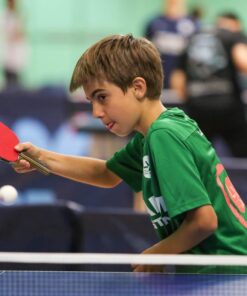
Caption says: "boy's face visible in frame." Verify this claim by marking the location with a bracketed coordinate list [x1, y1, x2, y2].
[84, 80, 143, 137]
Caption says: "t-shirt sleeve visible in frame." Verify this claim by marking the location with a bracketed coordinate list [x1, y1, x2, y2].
[106, 133, 143, 192]
[149, 129, 211, 218]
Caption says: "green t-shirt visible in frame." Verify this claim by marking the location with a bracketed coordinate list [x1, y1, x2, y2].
[107, 108, 247, 255]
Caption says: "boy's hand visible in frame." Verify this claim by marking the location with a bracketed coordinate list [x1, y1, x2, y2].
[12, 142, 40, 173]
[132, 263, 164, 273]
[132, 247, 164, 273]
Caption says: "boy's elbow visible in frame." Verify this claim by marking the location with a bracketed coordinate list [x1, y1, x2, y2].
[204, 215, 218, 234]
[198, 210, 218, 236]
[187, 205, 218, 237]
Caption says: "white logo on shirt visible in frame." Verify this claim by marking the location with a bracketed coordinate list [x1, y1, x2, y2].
[143, 155, 151, 178]
[147, 196, 171, 229]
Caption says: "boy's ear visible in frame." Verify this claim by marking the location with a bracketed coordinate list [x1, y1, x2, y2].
[132, 77, 147, 99]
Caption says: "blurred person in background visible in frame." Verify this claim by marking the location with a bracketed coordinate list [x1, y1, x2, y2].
[0, 0, 28, 89]
[171, 12, 247, 157]
[144, 0, 199, 90]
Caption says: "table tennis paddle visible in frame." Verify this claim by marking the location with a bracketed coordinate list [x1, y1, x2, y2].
[0, 122, 50, 175]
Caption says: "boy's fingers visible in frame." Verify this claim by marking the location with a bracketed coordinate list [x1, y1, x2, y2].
[133, 265, 144, 272]
[14, 142, 32, 152]
[12, 159, 31, 170]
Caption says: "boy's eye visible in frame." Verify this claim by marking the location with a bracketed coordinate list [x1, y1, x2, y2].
[97, 94, 106, 102]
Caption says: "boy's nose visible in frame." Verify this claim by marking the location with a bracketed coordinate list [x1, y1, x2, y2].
[92, 102, 104, 118]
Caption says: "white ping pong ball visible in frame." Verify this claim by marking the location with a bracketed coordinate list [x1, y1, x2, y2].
[0, 185, 18, 204]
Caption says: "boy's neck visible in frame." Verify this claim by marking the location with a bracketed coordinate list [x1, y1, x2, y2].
[137, 100, 166, 135]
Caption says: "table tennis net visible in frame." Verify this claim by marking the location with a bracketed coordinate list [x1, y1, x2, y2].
[1, 253, 247, 296]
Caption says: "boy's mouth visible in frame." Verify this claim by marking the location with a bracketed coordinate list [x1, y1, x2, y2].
[106, 122, 115, 130]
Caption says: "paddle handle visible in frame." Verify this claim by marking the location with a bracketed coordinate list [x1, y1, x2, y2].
[19, 152, 51, 176]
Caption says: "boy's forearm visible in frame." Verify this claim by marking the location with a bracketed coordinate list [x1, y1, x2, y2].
[144, 205, 217, 255]
[134, 204, 219, 273]
[144, 222, 211, 255]
[40, 149, 121, 188]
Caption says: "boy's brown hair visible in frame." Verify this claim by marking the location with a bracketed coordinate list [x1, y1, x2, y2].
[70, 34, 164, 99]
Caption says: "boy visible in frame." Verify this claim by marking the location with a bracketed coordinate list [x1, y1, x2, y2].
[13, 34, 247, 272]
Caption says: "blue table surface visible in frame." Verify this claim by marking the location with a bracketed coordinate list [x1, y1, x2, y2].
[1, 271, 247, 296]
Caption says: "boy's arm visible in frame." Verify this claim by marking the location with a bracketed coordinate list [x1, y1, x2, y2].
[170, 69, 187, 101]
[170, 49, 187, 101]
[232, 43, 247, 74]
[133, 204, 218, 272]
[14, 142, 121, 188]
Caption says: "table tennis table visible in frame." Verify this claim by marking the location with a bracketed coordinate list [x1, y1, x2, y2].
[1, 270, 246, 296]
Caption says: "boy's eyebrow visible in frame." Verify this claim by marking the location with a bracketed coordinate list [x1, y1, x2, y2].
[87, 89, 105, 100]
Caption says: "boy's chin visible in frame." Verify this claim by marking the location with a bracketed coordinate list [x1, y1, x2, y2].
[112, 130, 131, 137]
